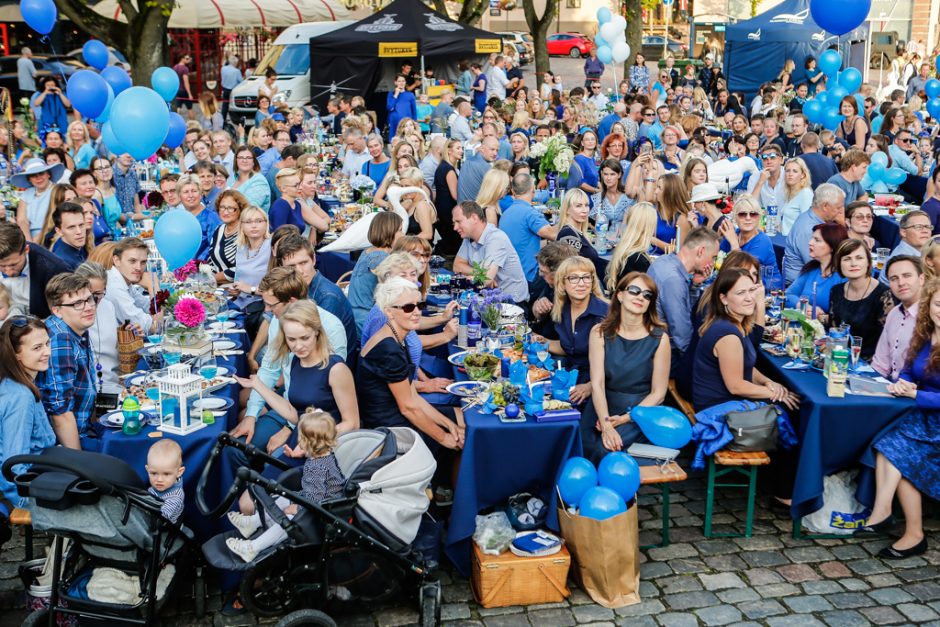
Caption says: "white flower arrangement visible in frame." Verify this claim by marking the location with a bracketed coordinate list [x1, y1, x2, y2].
[534, 135, 575, 179]
[349, 174, 377, 193]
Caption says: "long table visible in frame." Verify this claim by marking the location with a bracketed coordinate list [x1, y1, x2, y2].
[757, 350, 914, 519]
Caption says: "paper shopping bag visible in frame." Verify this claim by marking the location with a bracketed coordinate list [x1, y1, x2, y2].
[557, 504, 640, 608]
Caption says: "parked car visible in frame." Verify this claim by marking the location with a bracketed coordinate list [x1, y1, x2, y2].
[0, 55, 85, 79]
[870, 31, 900, 69]
[547, 33, 592, 58]
[641, 36, 687, 61]
[513, 43, 531, 66]
[497, 31, 535, 61]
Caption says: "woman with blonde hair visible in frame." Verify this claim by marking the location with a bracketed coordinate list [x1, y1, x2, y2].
[476, 168, 510, 225]
[66, 121, 96, 170]
[778, 59, 796, 91]
[692, 87, 714, 121]
[508, 131, 529, 164]
[778, 157, 813, 236]
[373, 143, 424, 209]
[607, 202, 657, 291]
[196, 92, 223, 131]
[539, 256, 608, 405]
[723, 195, 782, 289]
[557, 189, 606, 277]
[392, 235, 436, 299]
[389, 167, 437, 240]
[921, 238, 940, 280]
[510, 111, 530, 133]
[527, 98, 547, 126]
[87, 241, 117, 269]
[230, 206, 271, 311]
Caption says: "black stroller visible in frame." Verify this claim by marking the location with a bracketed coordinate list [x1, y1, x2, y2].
[2, 447, 206, 626]
[197, 427, 442, 626]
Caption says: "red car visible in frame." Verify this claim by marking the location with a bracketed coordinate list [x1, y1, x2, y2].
[546, 32, 592, 58]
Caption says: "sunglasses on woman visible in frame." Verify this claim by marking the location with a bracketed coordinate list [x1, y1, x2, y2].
[623, 285, 654, 300]
[8, 315, 40, 328]
[736, 211, 760, 218]
[390, 301, 427, 313]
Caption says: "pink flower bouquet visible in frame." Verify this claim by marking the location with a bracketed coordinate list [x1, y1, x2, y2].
[174, 297, 206, 328]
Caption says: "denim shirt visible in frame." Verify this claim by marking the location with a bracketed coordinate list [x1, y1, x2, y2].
[0, 379, 56, 513]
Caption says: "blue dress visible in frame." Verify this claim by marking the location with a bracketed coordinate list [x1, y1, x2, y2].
[785, 267, 845, 313]
[287, 354, 343, 423]
[269, 198, 305, 232]
[654, 212, 678, 247]
[357, 337, 416, 430]
[874, 343, 940, 500]
[554, 296, 608, 385]
[90, 199, 112, 246]
[692, 319, 756, 412]
[574, 154, 599, 208]
[386, 90, 417, 139]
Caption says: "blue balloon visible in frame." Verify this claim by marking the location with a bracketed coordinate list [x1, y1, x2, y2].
[66, 70, 109, 119]
[870, 151, 889, 168]
[884, 167, 908, 186]
[594, 34, 608, 49]
[828, 85, 849, 102]
[579, 486, 627, 521]
[871, 181, 890, 194]
[867, 161, 886, 182]
[164, 112, 187, 149]
[596, 6, 612, 23]
[821, 107, 844, 131]
[596, 45, 613, 65]
[811, 0, 871, 37]
[151, 67, 180, 103]
[154, 210, 202, 270]
[631, 406, 693, 449]
[100, 122, 128, 157]
[100, 66, 132, 96]
[82, 40, 109, 71]
[928, 98, 940, 120]
[557, 457, 597, 507]
[597, 452, 640, 503]
[20, 0, 56, 35]
[110, 86, 170, 160]
[838, 67, 862, 93]
[803, 99, 824, 124]
[816, 91, 830, 107]
[95, 84, 114, 123]
[871, 115, 883, 134]
[818, 49, 842, 77]
[927, 79, 940, 100]
[854, 93, 865, 111]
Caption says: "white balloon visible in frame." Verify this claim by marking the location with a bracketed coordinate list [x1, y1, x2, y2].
[611, 15, 626, 31]
[600, 21, 621, 44]
[612, 41, 630, 63]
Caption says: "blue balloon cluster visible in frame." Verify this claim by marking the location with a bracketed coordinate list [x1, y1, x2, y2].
[799, 51, 867, 132]
[557, 452, 640, 520]
[863, 151, 908, 194]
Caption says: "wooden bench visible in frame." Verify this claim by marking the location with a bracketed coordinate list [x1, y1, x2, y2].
[667, 379, 771, 539]
[639, 462, 687, 549]
[9, 508, 33, 560]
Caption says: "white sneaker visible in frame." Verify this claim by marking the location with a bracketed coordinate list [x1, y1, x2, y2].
[226, 537, 259, 563]
[227, 511, 260, 538]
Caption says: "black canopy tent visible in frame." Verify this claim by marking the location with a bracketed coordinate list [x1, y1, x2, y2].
[309, 0, 501, 118]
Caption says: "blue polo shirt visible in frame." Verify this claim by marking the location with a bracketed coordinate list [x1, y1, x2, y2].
[498, 198, 549, 282]
[555, 295, 608, 384]
[51, 239, 87, 271]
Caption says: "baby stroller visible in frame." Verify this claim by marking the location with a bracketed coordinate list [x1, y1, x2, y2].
[1, 447, 205, 626]
[198, 427, 442, 626]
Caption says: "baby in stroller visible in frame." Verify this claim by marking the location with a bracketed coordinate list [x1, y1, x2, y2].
[226, 409, 345, 562]
[146, 439, 186, 523]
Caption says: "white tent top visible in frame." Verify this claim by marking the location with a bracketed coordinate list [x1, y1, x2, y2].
[91, 0, 351, 28]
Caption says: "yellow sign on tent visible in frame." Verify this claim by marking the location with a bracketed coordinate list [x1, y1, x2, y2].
[379, 42, 419, 57]
[475, 39, 502, 53]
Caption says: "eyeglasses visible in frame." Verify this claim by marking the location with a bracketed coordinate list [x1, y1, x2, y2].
[409, 252, 431, 260]
[236, 155, 255, 161]
[850, 213, 874, 221]
[390, 301, 427, 313]
[761, 153, 780, 159]
[898, 137, 912, 144]
[242, 218, 267, 225]
[8, 315, 39, 328]
[218, 205, 240, 213]
[91, 291, 106, 303]
[93, 165, 112, 171]
[623, 285, 654, 300]
[58, 295, 97, 311]
[565, 274, 593, 284]
[736, 211, 760, 218]
[903, 223, 932, 232]
[643, 112, 655, 117]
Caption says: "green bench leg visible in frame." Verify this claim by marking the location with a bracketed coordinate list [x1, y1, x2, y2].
[640, 484, 672, 550]
[705, 457, 760, 539]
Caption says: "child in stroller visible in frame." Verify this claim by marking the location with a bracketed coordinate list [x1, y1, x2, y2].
[226, 409, 345, 561]
[146, 439, 186, 523]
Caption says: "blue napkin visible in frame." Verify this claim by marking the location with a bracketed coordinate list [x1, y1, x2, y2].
[551, 367, 578, 402]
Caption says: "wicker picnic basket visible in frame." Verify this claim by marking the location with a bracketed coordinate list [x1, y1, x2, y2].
[470, 542, 571, 608]
[117, 326, 144, 374]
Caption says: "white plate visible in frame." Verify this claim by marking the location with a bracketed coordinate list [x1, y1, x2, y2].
[213, 340, 237, 351]
[209, 321, 237, 331]
[445, 380, 489, 397]
[194, 397, 227, 410]
[500, 303, 525, 322]
[101, 409, 125, 427]
[447, 350, 469, 366]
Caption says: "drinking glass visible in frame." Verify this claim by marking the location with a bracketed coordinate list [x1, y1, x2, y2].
[851, 336, 863, 370]
[787, 328, 802, 359]
[198, 355, 219, 381]
[875, 248, 890, 272]
[801, 338, 816, 363]
[216, 309, 231, 324]
[163, 347, 182, 367]
[147, 319, 164, 346]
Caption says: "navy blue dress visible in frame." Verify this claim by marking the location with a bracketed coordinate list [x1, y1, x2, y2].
[874, 343, 940, 500]
[287, 354, 343, 423]
[554, 295, 608, 385]
[356, 337, 415, 430]
[692, 319, 756, 412]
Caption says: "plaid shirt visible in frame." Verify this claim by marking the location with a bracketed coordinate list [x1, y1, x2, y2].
[112, 164, 140, 215]
[38, 315, 97, 433]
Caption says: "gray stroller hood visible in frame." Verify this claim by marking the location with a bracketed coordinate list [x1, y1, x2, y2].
[337, 427, 436, 546]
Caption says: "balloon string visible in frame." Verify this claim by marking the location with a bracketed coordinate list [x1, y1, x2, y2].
[39, 36, 70, 87]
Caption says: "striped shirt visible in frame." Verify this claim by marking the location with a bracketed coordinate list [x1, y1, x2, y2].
[149, 482, 185, 523]
[37, 315, 97, 433]
[208, 224, 238, 281]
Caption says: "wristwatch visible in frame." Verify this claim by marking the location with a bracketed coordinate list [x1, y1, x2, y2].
[250, 286, 257, 294]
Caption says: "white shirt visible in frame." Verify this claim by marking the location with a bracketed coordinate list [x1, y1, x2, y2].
[17, 56, 36, 92]
[747, 170, 787, 209]
[451, 115, 473, 142]
[485, 66, 510, 100]
[89, 297, 122, 394]
[214, 150, 235, 176]
[104, 266, 153, 332]
[587, 94, 609, 110]
[341, 147, 370, 178]
[0, 255, 29, 317]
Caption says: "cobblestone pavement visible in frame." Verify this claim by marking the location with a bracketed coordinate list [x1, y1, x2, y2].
[0, 464, 937, 627]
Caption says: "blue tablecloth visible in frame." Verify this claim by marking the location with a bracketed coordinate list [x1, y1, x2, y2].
[757, 350, 914, 518]
[317, 251, 355, 283]
[443, 406, 582, 576]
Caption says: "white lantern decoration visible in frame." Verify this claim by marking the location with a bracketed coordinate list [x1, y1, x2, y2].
[156, 363, 207, 435]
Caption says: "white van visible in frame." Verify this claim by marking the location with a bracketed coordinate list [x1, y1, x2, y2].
[229, 20, 354, 125]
